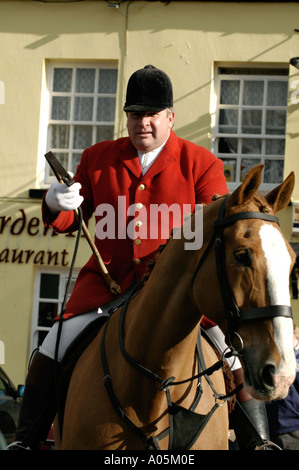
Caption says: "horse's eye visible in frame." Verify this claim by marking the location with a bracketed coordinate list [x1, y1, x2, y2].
[234, 249, 252, 267]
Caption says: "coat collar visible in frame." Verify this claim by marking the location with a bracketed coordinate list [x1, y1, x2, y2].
[120, 130, 179, 181]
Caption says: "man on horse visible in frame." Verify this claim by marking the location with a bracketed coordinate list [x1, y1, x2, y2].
[11, 65, 270, 450]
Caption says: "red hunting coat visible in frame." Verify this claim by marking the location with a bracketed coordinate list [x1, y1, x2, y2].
[42, 130, 228, 319]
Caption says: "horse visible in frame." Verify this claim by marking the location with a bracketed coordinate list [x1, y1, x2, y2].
[55, 164, 296, 450]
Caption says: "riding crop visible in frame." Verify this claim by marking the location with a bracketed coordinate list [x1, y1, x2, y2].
[44, 151, 121, 295]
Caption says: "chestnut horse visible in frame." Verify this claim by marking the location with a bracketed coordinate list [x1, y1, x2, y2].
[55, 164, 296, 450]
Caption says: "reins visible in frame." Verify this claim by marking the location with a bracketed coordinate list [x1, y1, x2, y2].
[54, 206, 83, 436]
[101, 282, 240, 450]
[117, 286, 236, 392]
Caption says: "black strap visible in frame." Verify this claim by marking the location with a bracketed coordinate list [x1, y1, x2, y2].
[101, 313, 160, 450]
[214, 211, 280, 228]
[118, 283, 167, 386]
[55, 206, 83, 437]
[119, 295, 225, 389]
[239, 305, 293, 322]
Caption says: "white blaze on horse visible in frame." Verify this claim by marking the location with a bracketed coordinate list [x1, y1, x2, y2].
[55, 164, 296, 450]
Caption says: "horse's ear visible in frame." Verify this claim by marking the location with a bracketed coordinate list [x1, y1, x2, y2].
[265, 171, 295, 213]
[228, 164, 264, 206]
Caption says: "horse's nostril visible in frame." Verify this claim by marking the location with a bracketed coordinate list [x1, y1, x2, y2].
[261, 363, 276, 388]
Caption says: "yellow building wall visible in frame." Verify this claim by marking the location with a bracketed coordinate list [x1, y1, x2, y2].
[0, 0, 299, 383]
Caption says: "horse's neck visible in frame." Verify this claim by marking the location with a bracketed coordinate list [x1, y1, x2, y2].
[123, 273, 197, 396]
[123, 204, 217, 379]
[110, 202, 220, 421]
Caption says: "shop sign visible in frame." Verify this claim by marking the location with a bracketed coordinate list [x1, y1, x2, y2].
[0, 208, 82, 266]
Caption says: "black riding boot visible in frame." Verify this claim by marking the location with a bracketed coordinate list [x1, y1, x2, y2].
[9, 350, 57, 450]
[230, 399, 271, 450]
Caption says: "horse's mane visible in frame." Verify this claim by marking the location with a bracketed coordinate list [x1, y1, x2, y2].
[142, 196, 217, 282]
[142, 191, 272, 283]
[143, 241, 170, 282]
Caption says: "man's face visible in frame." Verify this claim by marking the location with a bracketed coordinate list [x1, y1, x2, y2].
[126, 109, 174, 153]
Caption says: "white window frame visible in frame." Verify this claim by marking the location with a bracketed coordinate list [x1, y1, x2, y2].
[211, 66, 289, 192]
[30, 268, 79, 355]
[37, 60, 118, 188]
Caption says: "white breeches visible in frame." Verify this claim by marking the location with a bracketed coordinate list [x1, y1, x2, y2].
[40, 282, 138, 362]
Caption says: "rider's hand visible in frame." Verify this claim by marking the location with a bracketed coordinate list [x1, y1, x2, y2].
[45, 173, 84, 214]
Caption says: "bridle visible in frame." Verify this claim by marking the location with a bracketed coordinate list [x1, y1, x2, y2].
[192, 196, 293, 347]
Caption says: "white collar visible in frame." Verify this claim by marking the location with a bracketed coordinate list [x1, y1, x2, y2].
[137, 139, 168, 174]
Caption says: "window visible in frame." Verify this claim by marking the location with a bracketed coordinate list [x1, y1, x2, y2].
[45, 63, 118, 184]
[213, 67, 289, 190]
[31, 270, 78, 353]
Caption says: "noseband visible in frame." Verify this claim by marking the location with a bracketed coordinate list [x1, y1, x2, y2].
[192, 197, 293, 347]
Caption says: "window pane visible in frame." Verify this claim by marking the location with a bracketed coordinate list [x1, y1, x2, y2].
[39, 273, 59, 299]
[267, 81, 288, 106]
[221, 159, 236, 182]
[96, 125, 114, 142]
[218, 137, 238, 153]
[38, 331, 49, 347]
[241, 158, 261, 180]
[50, 124, 70, 148]
[74, 97, 94, 121]
[98, 69, 117, 93]
[96, 97, 116, 122]
[242, 109, 262, 134]
[219, 109, 238, 133]
[264, 160, 284, 183]
[242, 138, 262, 154]
[38, 302, 58, 327]
[243, 81, 264, 105]
[220, 80, 240, 105]
[53, 68, 72, 92]
[51, 96, 71, 120]
[71, 153, 81, 174]
[266, 110, 286, 135]
[73, 125, 93, 149]
[76, 68, 95, 93]
[265, 139, 285, 155]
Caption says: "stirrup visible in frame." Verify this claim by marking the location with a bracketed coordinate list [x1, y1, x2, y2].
[6, 441, 31, 450]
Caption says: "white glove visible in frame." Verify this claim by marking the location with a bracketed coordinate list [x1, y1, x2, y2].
[45, 174, 84, 214]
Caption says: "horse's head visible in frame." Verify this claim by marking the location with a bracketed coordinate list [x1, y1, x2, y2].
[193, 164, 296, 401]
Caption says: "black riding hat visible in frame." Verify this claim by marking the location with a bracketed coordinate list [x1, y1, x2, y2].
[123, 65, 173, 112]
